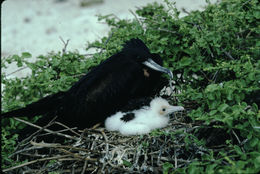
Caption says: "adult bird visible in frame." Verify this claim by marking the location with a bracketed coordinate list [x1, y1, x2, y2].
[2, 38, 173, 140]
[105, 97, 184, 135]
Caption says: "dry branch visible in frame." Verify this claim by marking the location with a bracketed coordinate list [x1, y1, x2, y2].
[14, 117, 79, 141]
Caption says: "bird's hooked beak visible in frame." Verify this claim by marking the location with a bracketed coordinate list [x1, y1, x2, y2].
[143, 58, 173, 79]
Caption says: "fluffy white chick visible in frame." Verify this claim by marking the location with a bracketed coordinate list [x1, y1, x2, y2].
[105, 97, 184, 135]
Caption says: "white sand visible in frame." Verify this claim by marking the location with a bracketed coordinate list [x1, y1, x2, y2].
[1, 0, 215, 78]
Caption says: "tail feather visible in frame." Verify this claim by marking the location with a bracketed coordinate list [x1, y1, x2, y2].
[2, 92, 65, 118]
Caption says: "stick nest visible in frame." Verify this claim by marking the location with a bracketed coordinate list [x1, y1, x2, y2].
[4, 110, 209, 174]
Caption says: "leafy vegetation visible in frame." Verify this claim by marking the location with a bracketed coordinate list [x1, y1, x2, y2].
[1, 0, 259, 173]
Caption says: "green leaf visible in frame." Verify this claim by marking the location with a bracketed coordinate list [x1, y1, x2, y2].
[227, 89, 233, 100]
[163, 162, 174, 174]
[123, 160, 132, 167]
[234, 145, 243, 155]
[250, 138, 259, 148]
[207, 93, 215, 100]
[248, 72, 255, 81]
[247, 132, 253, 140]
[218, 103, 229, 112]
[179, 57, 193, 66]
[21, 52, 32, 58]
[206, 163, 218, 174]
[209, 109, 218, 116]
[17, 60, 23, 67]
[206, 84, 219, 92]
[255, 156, 260, 168]
[12, 55, 19, 60]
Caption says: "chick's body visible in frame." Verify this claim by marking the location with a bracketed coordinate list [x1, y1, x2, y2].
[105, 97, 184, 135]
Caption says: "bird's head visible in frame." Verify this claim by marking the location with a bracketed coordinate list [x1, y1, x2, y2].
[150, 97, 184, 117]
[122, 38, 173, 79]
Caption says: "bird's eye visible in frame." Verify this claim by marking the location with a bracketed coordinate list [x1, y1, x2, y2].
[162, 108, 166, 112]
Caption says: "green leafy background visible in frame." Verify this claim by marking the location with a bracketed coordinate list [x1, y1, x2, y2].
[1, 0, 260, 173]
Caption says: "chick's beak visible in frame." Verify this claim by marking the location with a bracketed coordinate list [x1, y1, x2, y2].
[167, 105, 185, 114]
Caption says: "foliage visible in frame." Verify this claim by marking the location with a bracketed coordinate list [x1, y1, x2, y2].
[1, 51, 102, 168]
[1, 0, 260, 172]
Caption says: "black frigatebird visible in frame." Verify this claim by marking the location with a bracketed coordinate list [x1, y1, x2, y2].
[2, 38, 173, 140]
[105, 97, 184, 135]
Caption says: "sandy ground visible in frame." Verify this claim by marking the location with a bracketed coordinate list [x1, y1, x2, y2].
[1, 0, 215, 78]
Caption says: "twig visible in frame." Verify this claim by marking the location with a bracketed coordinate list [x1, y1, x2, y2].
[39, 127, 78, 137]
[59, 36, 70, 55]
[141, 18, 178, 35]
[245, 30, 253, 38]
[174, 148, 178, 168]
[30, 141, 94, 153]
[129, 9, 145, 33]
[18, 116, 58, 145]
[129, 9, 141, 26]
[231, 129, 245, 153]
[81, 158, 88, 174]
[2, 155, 70, 172]
[30, 141, 60, 147]
[181, 8, 190, 15]
[212, 70, 219, 82]
[18, 152, 47, 158]
[57, 148, 97, 162]
[54, 121, 81, 137]
[157, 28, 177, 34]
[9, 146, 44, 158]
[14, 117, 79, 141]
[199, 70, 211, 82]
[231, 129, 241, 144]
[57, 148, 84, 160]
[91, 123, 101, 129]
[98, 31, 114, 54]
[222, 50, 235, 60]
[99, 130, 110, 170]
[6, 67, 29, 77]
[241, 0, 252, 7]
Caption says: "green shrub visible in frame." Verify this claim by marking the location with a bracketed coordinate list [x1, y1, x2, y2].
[1, 0, 259, 172]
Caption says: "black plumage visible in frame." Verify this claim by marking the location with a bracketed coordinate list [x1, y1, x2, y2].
[2, 38, 172, 140]
[120, 113, 135, 122]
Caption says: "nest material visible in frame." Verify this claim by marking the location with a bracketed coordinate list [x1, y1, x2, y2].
[3, 110, 210, 174]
